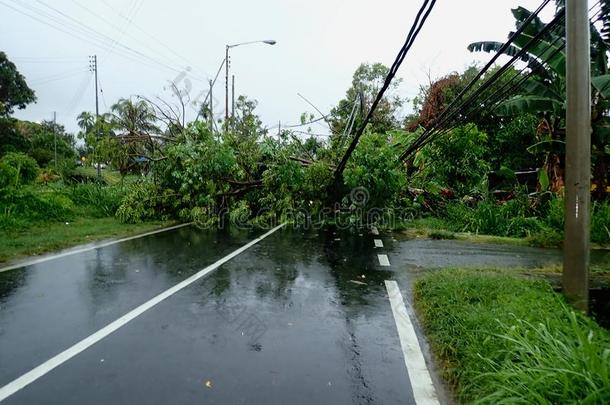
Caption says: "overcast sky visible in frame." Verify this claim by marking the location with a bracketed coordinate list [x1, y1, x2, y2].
[2, 0, 554, 134]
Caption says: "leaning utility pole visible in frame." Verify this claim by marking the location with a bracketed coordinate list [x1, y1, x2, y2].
[89, 55, 100, 177]
[563, 0, 591, 312]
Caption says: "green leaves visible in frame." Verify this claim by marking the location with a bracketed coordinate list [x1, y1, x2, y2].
[593, 74, 610, 99]
[496, 95, 563, 116]
[0, 52, 36, 116]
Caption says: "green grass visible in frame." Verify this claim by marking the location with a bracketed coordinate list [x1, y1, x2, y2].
[0, 217, 174, 264]
[393, 218, 531, 247]
[414, 269, 610, 404]
[72, 167, 141, 185]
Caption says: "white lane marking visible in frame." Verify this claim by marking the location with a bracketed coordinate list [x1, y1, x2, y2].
[0, 223, 193, 273]
[385, 280, 439, 405]
[0, 224, 286, 402]
[371, 226, 380, 235]
[374, 239, 384, 248]
[378, 254, 390, 267]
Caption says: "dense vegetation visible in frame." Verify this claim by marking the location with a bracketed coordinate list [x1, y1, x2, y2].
[1, 2, 609, 252]
[414, 269, 610, 403]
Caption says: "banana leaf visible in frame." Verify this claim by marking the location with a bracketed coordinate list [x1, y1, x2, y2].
[495, 95, 563, 116]
[592, 75, 610, 99]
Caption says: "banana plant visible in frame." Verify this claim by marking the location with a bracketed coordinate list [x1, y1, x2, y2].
[468, 1, 610, 197]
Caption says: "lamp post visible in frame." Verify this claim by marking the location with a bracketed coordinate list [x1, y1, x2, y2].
[225, 39, 276, 130]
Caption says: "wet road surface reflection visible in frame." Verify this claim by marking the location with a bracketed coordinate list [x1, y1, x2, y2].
[0, 227, 414, 405]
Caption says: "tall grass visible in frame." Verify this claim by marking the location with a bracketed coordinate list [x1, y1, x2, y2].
[476, 313, 609, 403]
[444, 196, 540, 238]
[0, 183, 129, 231]
[64, 183, 127, 218]
[440, 196, 610, 246]
[0, 187, 72, 229]
[414, 269, 610, 404]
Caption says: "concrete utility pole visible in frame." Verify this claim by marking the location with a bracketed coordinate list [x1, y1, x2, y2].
[563, 0, 591, 312]
[89, 55, 100, 177]
[231, 74, 235, 124]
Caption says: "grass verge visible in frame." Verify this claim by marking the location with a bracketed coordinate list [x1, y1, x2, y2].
[0, 217, 174, 264]
[414, 269, 610, 404]
[393, 218, 610, 249]
[392, 218, 531, 247]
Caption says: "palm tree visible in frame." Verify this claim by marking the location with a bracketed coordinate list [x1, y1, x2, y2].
[110, 98, 160, 174]
[76, 111, 95, 134]
[468, 1, 610, 197]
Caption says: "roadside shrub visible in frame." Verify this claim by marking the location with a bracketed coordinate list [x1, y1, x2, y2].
[116, 182, 163, 223]
[527, 224, 563, 247]
[532, 197, 610, 246]
[36, 168, 60, 184]
[65, 183, 127, 217]
[592, 201, 610, 245]
[344, 132, 408, 210]
[0, 162, 18, 188]
[0, 188, 72, 230]
[443, 195, 541, 237]
[60, 164, 107, 185]
[413, 124, 490, 196]
[0, 152, 39, 185]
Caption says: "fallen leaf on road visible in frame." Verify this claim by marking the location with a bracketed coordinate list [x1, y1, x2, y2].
[205, 380, 213, 388]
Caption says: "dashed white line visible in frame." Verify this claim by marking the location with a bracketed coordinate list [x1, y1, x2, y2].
[385, 280, 439, 405]
[0, 223, 194, 273]
[374, 239, 384, 248]
[0, 223, 286, 402]
[378, 254, 390, 267]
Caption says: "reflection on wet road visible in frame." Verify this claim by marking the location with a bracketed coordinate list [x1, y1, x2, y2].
[0, 227, 414, 404]
[2, 225, 593, 404]
[0, 227, 257, 389]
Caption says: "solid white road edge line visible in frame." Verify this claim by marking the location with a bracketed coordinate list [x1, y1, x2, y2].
[374, 239, 384, 248]
[0, 223, 286, 402]
[385, 280, 439, 405]
[0, 223, 194, 273]
[378, 254, 390, 267]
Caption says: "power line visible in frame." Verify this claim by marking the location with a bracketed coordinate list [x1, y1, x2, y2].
[400, 1, 568, 160]
[400, 0, 604, 161]
[0, 0, 207, 82]
[67, 72, 93, 115]
[194, 58, 226, 122]
[32, 0, 201, 80]
[93, 0, 210, 81]
[106, 0, 143, 54]
[29, 68, 90, 86]
[333, 0, 438, 183]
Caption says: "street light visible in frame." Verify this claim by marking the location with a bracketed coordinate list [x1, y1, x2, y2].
[225, 40, 277, 129]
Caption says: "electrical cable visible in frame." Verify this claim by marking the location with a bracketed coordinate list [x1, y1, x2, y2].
[333, 0, 438, 181]
[400, 4, 567, 160]
[1, 0, 207, 81]
[400, 0, 603, 161]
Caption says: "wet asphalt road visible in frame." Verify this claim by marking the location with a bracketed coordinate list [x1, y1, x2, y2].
[1, 226, 597, 404]
[0, 227, 414, 404]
